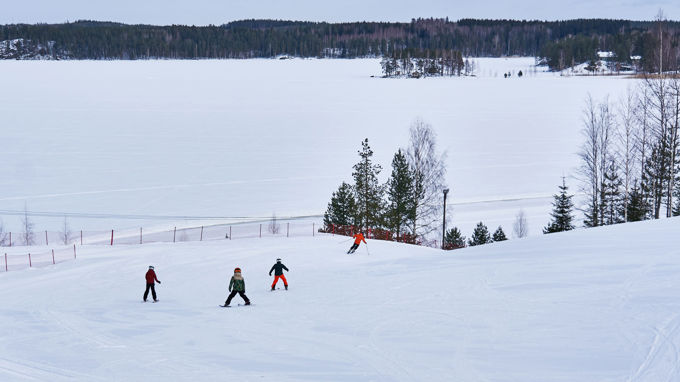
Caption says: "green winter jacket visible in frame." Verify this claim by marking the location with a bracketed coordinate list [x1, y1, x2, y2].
[229, 276, 245, 292]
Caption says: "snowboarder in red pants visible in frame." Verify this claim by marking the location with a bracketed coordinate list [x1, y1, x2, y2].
[144, 265, 161, 302]
[269, 258, 289, 290]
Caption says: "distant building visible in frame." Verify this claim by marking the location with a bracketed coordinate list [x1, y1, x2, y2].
[597, 51, 615, 60]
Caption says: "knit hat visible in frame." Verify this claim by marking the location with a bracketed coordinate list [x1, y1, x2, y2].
[276, 258, 281, 262]
[234, 267, 241, 273]
[149, 266, 154, 270]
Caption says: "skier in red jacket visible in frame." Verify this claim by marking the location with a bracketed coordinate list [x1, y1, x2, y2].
[347, 232, 367, 254]
[143, 265, 161, 302]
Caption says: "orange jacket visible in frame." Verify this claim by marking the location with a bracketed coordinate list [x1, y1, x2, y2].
[353, 233, 367, 245]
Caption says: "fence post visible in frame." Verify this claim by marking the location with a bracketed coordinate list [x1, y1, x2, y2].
[4, 253, 7, 272]
[74, 244, 76, 259]
[9, 232, 11, 247]
[287, 222, 289, 237]
[200, 226, 204, 241]
[140, 227, 143, 244]
[260, 224, 262, 238]
[313, 223, 315, 237]
[173, 227, 176, 243]
[45, 231, 49, 246]
[110, 230, 114, 246]
[332, 224, 335, 236]
[229, 226, 232, 240]
[28, 253, 32, 267]
[80, 230, 83, 245]
[52, 249, 55, 265]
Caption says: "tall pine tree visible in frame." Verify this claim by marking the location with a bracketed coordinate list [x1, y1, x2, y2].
[353, 138, 384, 231]
[386, 149, 415, 238]
[544, 178, 575, 233]
[323, 182, 358, 230]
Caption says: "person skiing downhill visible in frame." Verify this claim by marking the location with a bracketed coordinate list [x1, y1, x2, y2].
[224, 267, 250, 306]
[269, 258, 289, 290]
[347, 231, 367, 254]
[143, 266, 161, 302]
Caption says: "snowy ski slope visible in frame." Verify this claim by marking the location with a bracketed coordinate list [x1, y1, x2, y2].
[1, 217, 679, 381]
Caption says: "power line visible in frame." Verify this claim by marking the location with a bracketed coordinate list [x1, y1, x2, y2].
[0, 209, 322, 221]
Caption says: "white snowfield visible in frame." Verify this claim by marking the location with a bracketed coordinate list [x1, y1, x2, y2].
[0, 58, 632, 237]
[1, 217, 679, 381]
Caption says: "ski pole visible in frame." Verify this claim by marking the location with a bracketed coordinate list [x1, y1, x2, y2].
[338, 238, 352, 244]
[365, 243, 370, 256]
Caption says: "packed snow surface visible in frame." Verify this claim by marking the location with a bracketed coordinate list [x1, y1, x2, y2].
[0, 58, 634, 237]
[1, 217, 679, 381]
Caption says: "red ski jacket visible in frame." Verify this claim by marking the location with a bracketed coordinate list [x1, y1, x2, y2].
[145, 269, 160, 284]
[353, 233, 367, 245]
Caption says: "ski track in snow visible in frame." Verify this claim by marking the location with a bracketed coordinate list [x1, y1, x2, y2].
[0, 357, 100, 381]
[628, 313, 680, 382]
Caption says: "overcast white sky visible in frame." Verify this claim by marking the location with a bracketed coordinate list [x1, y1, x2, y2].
[1, 0, 678, 25]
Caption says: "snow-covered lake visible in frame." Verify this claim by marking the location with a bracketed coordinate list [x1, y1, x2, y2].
[0, 58, 634, 237]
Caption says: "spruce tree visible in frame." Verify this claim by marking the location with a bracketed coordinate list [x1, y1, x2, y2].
[492, 226, 507, 241]
[353, 138, 384, 231]
[444, 227, 466, 249]
[386, 149, 415, 238]
[627, 182, 648, 221]
[544, 178, 575, 233]
[602, 159, 624, 225]
[323, 182, 357, 230]
[468, 222, 492, 246]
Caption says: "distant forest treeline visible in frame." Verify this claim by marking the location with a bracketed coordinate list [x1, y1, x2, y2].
[1, 18, 679, 71]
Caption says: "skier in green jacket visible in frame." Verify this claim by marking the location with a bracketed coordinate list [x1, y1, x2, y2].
[224, 267, 251, 306]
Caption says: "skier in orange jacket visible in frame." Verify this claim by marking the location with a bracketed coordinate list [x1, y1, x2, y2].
[347, 232, 367, 254]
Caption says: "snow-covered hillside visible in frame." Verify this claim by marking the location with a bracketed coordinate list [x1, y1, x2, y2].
[0, 39, 59, 60]
[1, 217, 679, 381]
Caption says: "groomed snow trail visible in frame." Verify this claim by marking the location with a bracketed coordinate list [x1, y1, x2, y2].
[1, 217, 680, 381]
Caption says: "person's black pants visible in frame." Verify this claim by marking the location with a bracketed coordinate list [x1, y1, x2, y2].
[225, 290, 250, 305]
[144, 283, 157, 301]
[348, 243, 359, 253]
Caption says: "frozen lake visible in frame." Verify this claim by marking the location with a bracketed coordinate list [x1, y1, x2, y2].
[0, 58, 634, 237]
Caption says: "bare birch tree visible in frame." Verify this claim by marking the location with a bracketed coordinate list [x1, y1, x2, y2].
[268, 212, 281, 234]
[406, 118, 448, 239]
[643, 73, 672, 218]
[0, 218, 8, 246]
[667, 76, 680, 216]
[617, 86, 639, 221]
[513, 209, 529, 238]
[22, 203, 35, 246]
[61, 216, 73, 245]
[579, 95, 614, 227]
